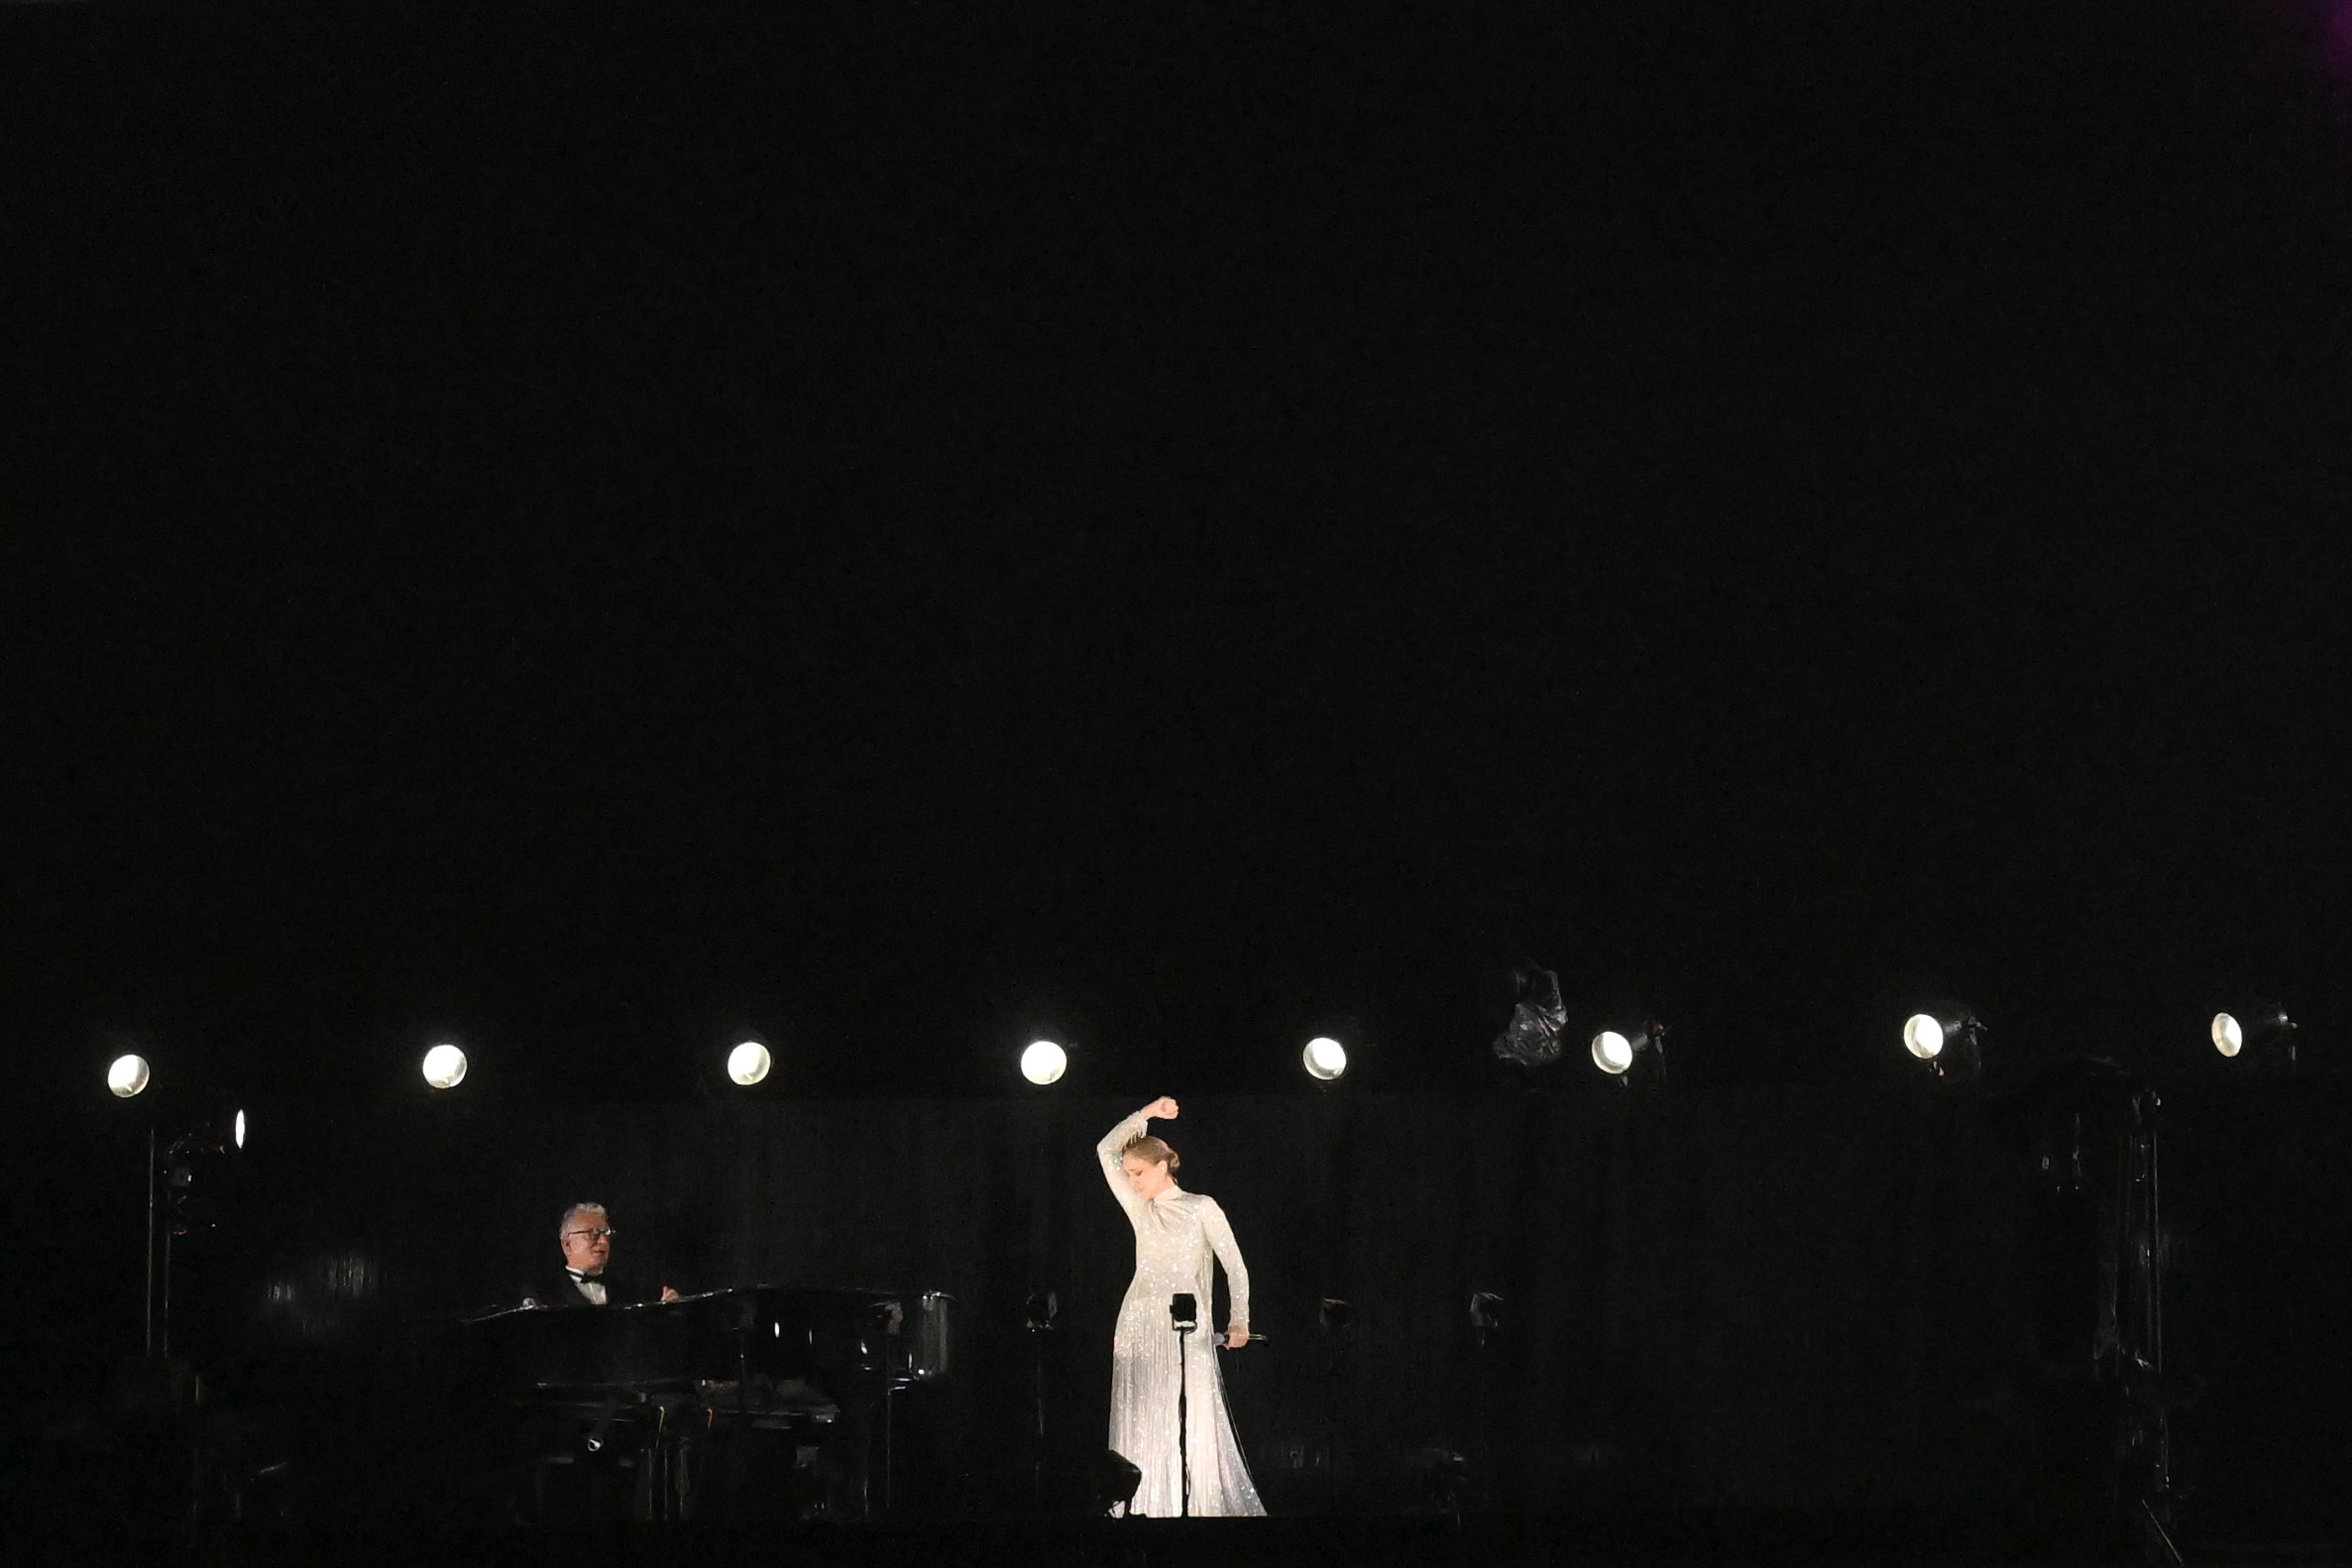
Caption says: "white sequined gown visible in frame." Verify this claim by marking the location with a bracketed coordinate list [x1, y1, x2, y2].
[1098, 1110, 1266, 1517]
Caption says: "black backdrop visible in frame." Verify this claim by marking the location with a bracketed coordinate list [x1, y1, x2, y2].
[14, 1075, 2352, 1540]
[156, 1086, 2040, 1519]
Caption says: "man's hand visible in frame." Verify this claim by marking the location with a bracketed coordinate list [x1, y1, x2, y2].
[1147, 1096, 1179, 1120]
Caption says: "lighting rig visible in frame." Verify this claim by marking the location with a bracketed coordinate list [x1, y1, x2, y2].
[1901, 1006, 1984, 1081]
[1302, 1035, 1349, 1083]
[2209, 1003, 2296, 1069]
[1589, 1020, 1668, 1088]
[1020, 1040, 1068, 1086]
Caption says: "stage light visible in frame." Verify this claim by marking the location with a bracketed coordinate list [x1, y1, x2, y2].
[2212, 1004, 2295, 1065]
[1902, 1014, 1946, 1060]
[1588, 1020, 1667, 1085]
[233, 1109, 246, 1150]
[1900, 1007, 1982, 1078]
[2211, 1014, 2241, 1057]
[1302, 1036, 1348, 1081]
[1021, 1040, 1067, 1085]
[107, 1054, 151, 1099]
[420, 1043, 468, 1090]
[727, 1040, 772, 1086]
[1092, 1449, 1143, 1517]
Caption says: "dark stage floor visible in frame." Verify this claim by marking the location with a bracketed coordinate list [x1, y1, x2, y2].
[29, 1512, 2352, 1568]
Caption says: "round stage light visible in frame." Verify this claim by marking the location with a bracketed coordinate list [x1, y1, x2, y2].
[421, 1043, 468, 1090]
[106, 1054, 151, 1099]
[234, 1109, 247, 1150]
[1302, 1036, 1348, 1081]
[2211, 1004, 2296, 1067]
[1902, 1014, 1946, 1061]
[2211, 1013, 2244, 1059]
[727, 1041, 773, 1086]
[1591, 1031, 1635, 1074]
[1021, 1040, 1067, 1086]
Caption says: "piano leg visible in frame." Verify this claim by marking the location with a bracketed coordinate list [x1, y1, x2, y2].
[654, 1408, 691, 1522]
[626, 1411, 661, 1522]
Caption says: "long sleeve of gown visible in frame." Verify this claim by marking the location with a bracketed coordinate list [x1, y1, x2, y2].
[1200, 1197, 1250, 1334]
[1098, 1110, 1152, 1227]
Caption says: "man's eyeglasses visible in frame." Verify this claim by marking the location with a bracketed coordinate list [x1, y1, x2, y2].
[564, 1228, 617, 1242]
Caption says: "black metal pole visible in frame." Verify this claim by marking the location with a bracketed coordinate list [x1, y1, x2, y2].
[1176, 1324, 1191, 1518]
[1323, 1325, 1341, 1513]
[144, 1126, 157, 1358]
[1031, 1328, 1046, 1512]
[160, 1210, 174, 1360]
[2149, 1101, 2168, 1494]
[2134, 1088, 2181, 1566]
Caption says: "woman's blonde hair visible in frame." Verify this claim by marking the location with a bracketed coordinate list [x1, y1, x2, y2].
[1121, 1134, 1180, 1174]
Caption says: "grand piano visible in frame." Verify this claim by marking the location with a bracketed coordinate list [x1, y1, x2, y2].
[420, 1287, 952, 1522]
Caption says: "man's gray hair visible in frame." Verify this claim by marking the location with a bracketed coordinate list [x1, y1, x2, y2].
[560, 1201, 609, 1234]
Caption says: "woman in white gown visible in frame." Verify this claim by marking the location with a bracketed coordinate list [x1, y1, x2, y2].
[1097, 1097, 1266, 1517]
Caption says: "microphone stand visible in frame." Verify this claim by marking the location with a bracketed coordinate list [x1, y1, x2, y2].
[1171, 1292, 1197, 1518]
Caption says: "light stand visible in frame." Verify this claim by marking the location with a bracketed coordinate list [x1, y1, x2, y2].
[1171, 1291, 1198, 1517]
[1470, 1291, 1504, 1511]
[2030, 1059, 2179, 1563]
[124, 1122, 228, 1549]
[1024, 1290, 1058, 1512]
[1317, 1298, 1352, 1513]
[2118, 1082, 2180, 1566]
[144, 1126, 158, 1356]
[155, 1130, 226, 1360]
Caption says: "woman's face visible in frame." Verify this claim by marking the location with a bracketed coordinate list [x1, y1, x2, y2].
[1123, 1154, 1175, 1200]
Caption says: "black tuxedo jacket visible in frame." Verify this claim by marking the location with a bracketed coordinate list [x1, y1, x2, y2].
[528, 1258, 661, 1309]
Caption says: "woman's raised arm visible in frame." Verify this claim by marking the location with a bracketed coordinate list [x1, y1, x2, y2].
[1097, 1104, 1155, 1224]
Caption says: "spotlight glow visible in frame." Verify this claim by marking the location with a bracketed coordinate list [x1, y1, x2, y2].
[234, 1109, 247, 1149]
[1591, 1031, 1635, 1074]
[1302, 1036, 1348, 1081]
[1021, 1040, 1067, 1085]
[421, 1043, 468, 1089]
[2211, 1013, 2244, 1059]
[727, 1041, 773, 1086]
[1902, 1014, 1946, 1061]
[106, 1054, 151, 1098]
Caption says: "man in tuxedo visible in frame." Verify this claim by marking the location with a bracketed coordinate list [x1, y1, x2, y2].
[531, 1202, 682, 1307]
